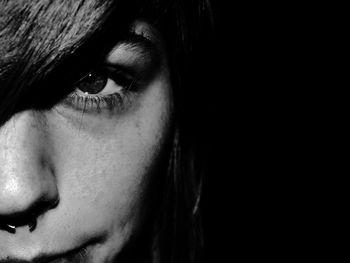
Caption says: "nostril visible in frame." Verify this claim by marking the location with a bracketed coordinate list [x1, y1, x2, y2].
[0, 197, 59, 232]
[0, 218, 37, 233]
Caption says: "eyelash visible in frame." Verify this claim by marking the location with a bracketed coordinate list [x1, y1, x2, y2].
[65, 92, 125, 113]
[64, 67, 137, 114]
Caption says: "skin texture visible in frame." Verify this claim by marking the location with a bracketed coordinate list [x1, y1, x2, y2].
[0, 21, 172, 262]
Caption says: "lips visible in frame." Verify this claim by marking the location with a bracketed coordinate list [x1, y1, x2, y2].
[38, 246, 88, 263]
[0, 243, 90, 263]
[0, 228, 108, 263]
[34, 245, 88, 263]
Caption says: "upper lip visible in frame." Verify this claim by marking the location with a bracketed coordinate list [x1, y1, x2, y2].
[0, 243, 88, 263]
[0, 233, 103, 263]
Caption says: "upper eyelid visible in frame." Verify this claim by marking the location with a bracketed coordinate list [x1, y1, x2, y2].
[104, 32, 162, 81]
[107, 33, 160, 62]
[73, 33, 158, 85]
[71, 30, 161, 91]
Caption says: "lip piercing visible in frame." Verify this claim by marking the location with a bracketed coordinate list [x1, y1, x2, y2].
[0, 224, 16, 234]
[0, 219, 37, 234]
[6, 224, 16, 233]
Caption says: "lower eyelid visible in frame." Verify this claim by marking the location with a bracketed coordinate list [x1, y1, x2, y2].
[62, 91, 126, 114]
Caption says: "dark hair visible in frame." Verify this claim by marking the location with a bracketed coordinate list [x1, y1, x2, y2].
[0, 0, 213, 262]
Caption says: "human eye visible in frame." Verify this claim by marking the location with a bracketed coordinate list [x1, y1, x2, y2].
[63, 65, 137, 114]
[59, 31, 160, 116]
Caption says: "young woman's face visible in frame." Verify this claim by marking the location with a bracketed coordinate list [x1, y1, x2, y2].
[0, 21, 173, 263]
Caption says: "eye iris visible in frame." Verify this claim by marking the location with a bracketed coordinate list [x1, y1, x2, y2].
[75, 71, 107, 94]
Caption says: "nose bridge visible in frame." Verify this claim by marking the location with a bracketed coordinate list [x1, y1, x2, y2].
[0, 111, 58, 219]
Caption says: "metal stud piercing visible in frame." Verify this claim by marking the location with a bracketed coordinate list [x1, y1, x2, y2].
[7, 224, 16, 232]
[0, 224, 16, 234]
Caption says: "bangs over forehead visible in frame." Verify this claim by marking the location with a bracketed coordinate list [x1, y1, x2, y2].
[0, 0, 169, 86]
[0, 0, 116, 82]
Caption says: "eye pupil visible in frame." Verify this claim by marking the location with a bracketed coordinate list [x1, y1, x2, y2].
[75, 71, 107, 94]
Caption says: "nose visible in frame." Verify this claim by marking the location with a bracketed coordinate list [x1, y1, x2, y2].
[0, 111, 59, 230]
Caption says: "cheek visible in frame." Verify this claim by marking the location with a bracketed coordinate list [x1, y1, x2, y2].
[47, 78, 172, 242]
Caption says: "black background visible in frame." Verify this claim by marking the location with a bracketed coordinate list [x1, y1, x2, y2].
[201, 2, 295, 261]
[201, 0, 335, 261]
[201, 1, 235, 261]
